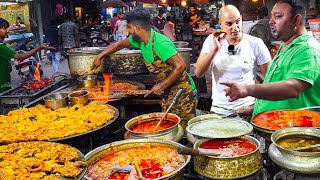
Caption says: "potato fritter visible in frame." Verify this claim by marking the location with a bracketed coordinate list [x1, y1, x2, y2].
[0, 101, 115, 143]
[0, 141, 86, 179]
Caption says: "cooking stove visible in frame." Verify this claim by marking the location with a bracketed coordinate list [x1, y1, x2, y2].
[0, 76, 71, 114]
[273, 169, 320, 180]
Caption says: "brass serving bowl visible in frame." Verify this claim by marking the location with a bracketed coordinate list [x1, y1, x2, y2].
[268, 127, 320, 174]
[43, 92, 69, 110]
[84, 139, 191, 180]
[68, 90, 89, 106]
[193, 135, 262, 179]
[77, 75, 97, 89]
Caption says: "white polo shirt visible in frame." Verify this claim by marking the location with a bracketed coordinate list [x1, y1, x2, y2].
[200, 33, 271, 115]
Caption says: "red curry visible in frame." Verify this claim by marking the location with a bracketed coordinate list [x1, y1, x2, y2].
[199, 138, 257, 157]
[131, 119, 176, 133]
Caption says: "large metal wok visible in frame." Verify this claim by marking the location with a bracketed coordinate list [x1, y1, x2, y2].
[49, 104, 119, 142]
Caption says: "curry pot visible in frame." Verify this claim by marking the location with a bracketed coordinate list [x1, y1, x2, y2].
[104, 49, 148, 75]
[124, 113, 183, 142]
[67, 47, 105, 77]
[84, 139, 191, 180]
[193, 135, 262, 179]
[268, 127, 320, 174]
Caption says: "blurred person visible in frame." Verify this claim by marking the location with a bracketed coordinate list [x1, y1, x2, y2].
[58, 14, 80, 60]
[112, 13, 127, 41]
[163, 16, 176, 42]
[110, 13, 119, 40]
[152, 8, 166, 33]
[189, 4, 201, 28]
[0, 18, 54, 93]
[44, 19, 61, 73]
[222, 0, 320, 119]
[194, 5, 271, 116]
[92, 8, 196, 128]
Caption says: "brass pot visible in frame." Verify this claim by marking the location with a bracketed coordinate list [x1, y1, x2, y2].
[77, 75, 97, 89]
[193, 136, 263, 179]
[68, 90, 89, 106]
[43, 92, 69, 110]
[84, 139, 191, 180]
[124, 113, 183, 142]
[268, 127, 320, 174]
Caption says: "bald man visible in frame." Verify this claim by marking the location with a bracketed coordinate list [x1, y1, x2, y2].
[195, 5, 271, 116]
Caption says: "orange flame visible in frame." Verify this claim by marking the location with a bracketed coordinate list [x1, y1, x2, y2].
[34, 63, 41, 81]
[88, 73, 113, 103]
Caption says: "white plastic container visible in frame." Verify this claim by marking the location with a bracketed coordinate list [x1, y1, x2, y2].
[308, 18, 320, 30]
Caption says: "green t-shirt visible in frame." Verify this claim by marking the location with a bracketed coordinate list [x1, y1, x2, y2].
[128, 29, 196, 90]
[0, 43, 15, 93]
[253, 32, 320, 117]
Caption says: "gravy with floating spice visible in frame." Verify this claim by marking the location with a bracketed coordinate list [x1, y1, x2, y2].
[276, 135, 320, 152]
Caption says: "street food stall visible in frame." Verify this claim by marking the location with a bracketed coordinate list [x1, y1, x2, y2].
[0, 42, 319, 180]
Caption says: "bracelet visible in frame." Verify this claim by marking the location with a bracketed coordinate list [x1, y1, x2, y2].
[156, 84, 164, 94]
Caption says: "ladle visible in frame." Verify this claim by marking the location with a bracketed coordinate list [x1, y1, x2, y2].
[153, 89, 183, 131]
[177, 146, 221, 157]
[290, 143, 320, 151]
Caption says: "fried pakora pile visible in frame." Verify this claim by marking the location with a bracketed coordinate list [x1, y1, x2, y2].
[0, 141, 86, 179]
[0, 102, 115, 143]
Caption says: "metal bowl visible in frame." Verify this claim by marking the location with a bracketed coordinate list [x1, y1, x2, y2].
[124, 113, 183, 141]
[193, 135, 262, 179]
[186, 114, 223, 145]
[269, 127, 320, 174]
[84, 139, 191, 180]
[77, 75, 97, 89]
[68, 90, 89, 106]
[271, 127, 320, 157]
[43, 92, 69, 110]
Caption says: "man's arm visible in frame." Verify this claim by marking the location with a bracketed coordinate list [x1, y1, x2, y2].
[258, 61, 270, 77]
[221, 79, 310, 102]
[145, 54, 185, 96]
[13, 44, 55, 60]
[91, 39, 131, 70]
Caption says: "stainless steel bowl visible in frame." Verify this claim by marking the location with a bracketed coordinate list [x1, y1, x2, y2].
[269, 127, 320, 174]
[77, 75, 97, 89]
[84, 139, 191, 180]
[68, 90, 89, 106]
[43, 92, 69, 110]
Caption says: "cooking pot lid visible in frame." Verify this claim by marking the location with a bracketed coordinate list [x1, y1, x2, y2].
[186, 118, 253, 139]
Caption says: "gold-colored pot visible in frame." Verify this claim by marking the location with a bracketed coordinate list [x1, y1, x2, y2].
[43, 92, 69, 110]
[84, 139, 191, 180]
[193, 135, 262, 179]
[124, 113, 184, 142]
[77, 75, 97, 89]
[269, 127, 320, 174]
[68, 90, 89, 106]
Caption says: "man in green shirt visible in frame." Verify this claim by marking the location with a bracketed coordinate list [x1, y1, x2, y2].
[0, 18, 54, 93]
[220, 0, 320, 119]
[92, 8, 196, 128]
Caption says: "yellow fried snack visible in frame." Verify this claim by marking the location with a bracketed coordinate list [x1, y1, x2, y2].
[0, 141, 86, 180]
[0, 101, 115, 143]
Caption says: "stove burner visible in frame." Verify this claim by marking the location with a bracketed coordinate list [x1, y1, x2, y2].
[274, 170, 320, 180]
[22, 78, 52, 90]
